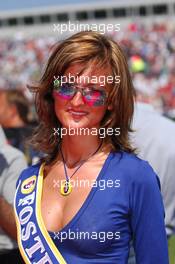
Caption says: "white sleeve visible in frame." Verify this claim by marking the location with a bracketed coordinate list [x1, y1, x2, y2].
[0, 146, 27, 204]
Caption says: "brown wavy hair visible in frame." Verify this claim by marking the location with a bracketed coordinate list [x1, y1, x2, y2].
[28, 31, 136, 164]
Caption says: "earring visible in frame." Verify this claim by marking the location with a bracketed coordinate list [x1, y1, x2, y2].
[108, 105, 113, 111]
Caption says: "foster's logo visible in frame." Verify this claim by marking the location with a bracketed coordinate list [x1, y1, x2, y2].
[21, 176, 36, 194]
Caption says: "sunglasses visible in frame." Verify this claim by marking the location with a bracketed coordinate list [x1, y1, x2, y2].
[53, 80, 107, 106]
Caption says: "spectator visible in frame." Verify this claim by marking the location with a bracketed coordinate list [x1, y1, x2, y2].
[0, 126, 27, 263]
[130, 90, 175, 263]
[0, 89, 40, 165]
[0, 89, 30, 128]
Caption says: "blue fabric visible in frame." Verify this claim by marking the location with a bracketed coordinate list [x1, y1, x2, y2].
[48, 151, 169, 264]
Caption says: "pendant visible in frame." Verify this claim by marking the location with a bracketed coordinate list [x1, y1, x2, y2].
[60, 180, 72, 196]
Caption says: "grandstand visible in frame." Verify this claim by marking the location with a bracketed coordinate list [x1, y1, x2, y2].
[0, 0, 175, 37]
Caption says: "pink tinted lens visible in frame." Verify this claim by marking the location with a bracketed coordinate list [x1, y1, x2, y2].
[84, 90, 106, 106]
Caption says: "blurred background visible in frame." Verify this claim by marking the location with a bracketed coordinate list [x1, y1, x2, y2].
[0, 0, 175, 262]
[1, 0, 175, 117]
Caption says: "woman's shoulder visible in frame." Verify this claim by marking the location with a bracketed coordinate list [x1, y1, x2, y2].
[111, 151, 160, 188]
[111, 150, 149, 169]
[16, 162, 43, 188]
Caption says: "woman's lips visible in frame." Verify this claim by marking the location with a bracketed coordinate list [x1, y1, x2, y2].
[67, 109, 88, 116]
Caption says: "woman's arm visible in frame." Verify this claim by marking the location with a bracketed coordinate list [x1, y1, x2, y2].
[130, 161, 169, 264]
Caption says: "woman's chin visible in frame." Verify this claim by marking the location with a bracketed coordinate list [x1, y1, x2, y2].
[61, 119, 99, 133]
[64, 121, 90, 129]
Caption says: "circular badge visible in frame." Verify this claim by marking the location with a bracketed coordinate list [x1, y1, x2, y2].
[21, 176, 37, 194]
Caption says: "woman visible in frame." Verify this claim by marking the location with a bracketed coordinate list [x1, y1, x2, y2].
[14, 31, 169, 264]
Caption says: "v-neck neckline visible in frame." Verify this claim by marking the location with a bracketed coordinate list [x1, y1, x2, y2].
[38, 151, 113, 236]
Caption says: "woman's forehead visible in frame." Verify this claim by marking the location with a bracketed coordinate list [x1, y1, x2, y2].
[64, 64, 112, 78]
[61, 64, 114, 89]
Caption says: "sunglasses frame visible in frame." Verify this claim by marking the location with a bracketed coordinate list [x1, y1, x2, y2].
[53, 81, 108, 106]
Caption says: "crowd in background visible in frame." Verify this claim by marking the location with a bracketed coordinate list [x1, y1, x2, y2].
[113, 22, 175, 117]
[0, 22, 175, 119]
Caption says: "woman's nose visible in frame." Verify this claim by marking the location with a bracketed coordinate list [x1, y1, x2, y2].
[70, 91, 85, 106]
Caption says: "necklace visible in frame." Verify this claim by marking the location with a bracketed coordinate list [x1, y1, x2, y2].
[60, 140, 103, 196]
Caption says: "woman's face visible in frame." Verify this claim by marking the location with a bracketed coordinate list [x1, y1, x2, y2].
[53, 64, 112, 130]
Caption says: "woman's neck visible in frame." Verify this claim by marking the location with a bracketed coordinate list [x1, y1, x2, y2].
[60, 134, 103, 168]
